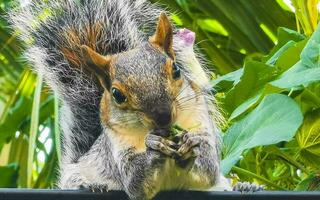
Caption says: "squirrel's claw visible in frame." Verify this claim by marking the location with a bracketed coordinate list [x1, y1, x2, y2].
[145, 133, 180, 157]
[178, 134, 201, 155]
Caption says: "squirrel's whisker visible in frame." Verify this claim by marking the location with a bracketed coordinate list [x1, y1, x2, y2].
[177, 92, 205, 104]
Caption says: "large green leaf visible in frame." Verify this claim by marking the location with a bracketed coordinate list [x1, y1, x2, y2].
[229, 84, 284, 120]
[221, 94, 303, 174]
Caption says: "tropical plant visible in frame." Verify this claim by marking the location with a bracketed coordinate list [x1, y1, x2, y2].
[0, 0, 319, 191]
[217, 23, 320, 190]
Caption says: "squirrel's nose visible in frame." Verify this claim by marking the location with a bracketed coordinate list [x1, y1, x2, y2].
[151, 106, 172, 128]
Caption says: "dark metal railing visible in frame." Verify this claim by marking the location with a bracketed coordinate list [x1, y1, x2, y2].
[1, 189, 320, 200]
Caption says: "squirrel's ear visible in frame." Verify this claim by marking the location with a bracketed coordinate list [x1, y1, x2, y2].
[81, 45, 112, 89]
[150, 12, 174, 59]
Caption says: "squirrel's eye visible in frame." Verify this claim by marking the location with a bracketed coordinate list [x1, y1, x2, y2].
[111, 87, 127, 104]
[172, 62, 181, 80]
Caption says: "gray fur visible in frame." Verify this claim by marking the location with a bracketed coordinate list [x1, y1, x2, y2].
[9, 0, 163, 162]
[9, 0, 226, 199]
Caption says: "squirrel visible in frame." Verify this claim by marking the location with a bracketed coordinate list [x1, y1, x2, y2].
[9, 0, 262, 199]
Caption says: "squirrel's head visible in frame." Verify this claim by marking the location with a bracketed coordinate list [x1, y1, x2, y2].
[81, 13, 197, 131]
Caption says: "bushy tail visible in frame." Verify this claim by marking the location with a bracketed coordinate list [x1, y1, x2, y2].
[9, 0, 162, 162]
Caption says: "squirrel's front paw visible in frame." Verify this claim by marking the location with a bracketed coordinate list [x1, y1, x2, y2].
[145, 132, 179, 157]
[80, 183, 108, 193]
[177, 132, 209, 160]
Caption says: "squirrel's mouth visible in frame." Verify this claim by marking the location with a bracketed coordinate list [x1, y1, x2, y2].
[151, 103, 178, 129]
[138, 104, 177, 130]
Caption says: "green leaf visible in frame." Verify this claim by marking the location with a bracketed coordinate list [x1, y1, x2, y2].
[8, 132, 29, 187]
[271, 23, 320, 89]
[295, 174, 320, 191]
[54, 93, 61, 162]
[277, 27, 306, 45]
[273, 39, 308, 72]
[229, 84, 284, 120]
[266, 40, 296, 66]
[223, 61, 278, 116]
[0, 70, 37, 145]
[263, 145, 307, 173]
[296, 109, 320, 169]
[33, 149, 58, 189]
[211, 68, 243, 92]
[298, 85, 320, 112]
[300, 27, 320, 68]
[221, 94, 303, 174]
[271, 61, 320, 89]
[263, 27, 305, 63]
[294, 84, 320, 115]
[220, 33, 303, 120]
[27, 74, 43, 188]
[0, 163, 19, 187]
[229, 91, 261, 120]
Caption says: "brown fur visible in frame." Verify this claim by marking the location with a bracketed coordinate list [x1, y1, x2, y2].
[100, 92, 111, 124]
[61, 30, 82, 66]
[61, 23, 104, 70]
[84, 23, 104, 50]
[61, 48, 82, 66]
[81, 45, 112, 89]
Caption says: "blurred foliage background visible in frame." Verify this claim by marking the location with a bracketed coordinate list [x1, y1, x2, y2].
[0, 0, 320, 191]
